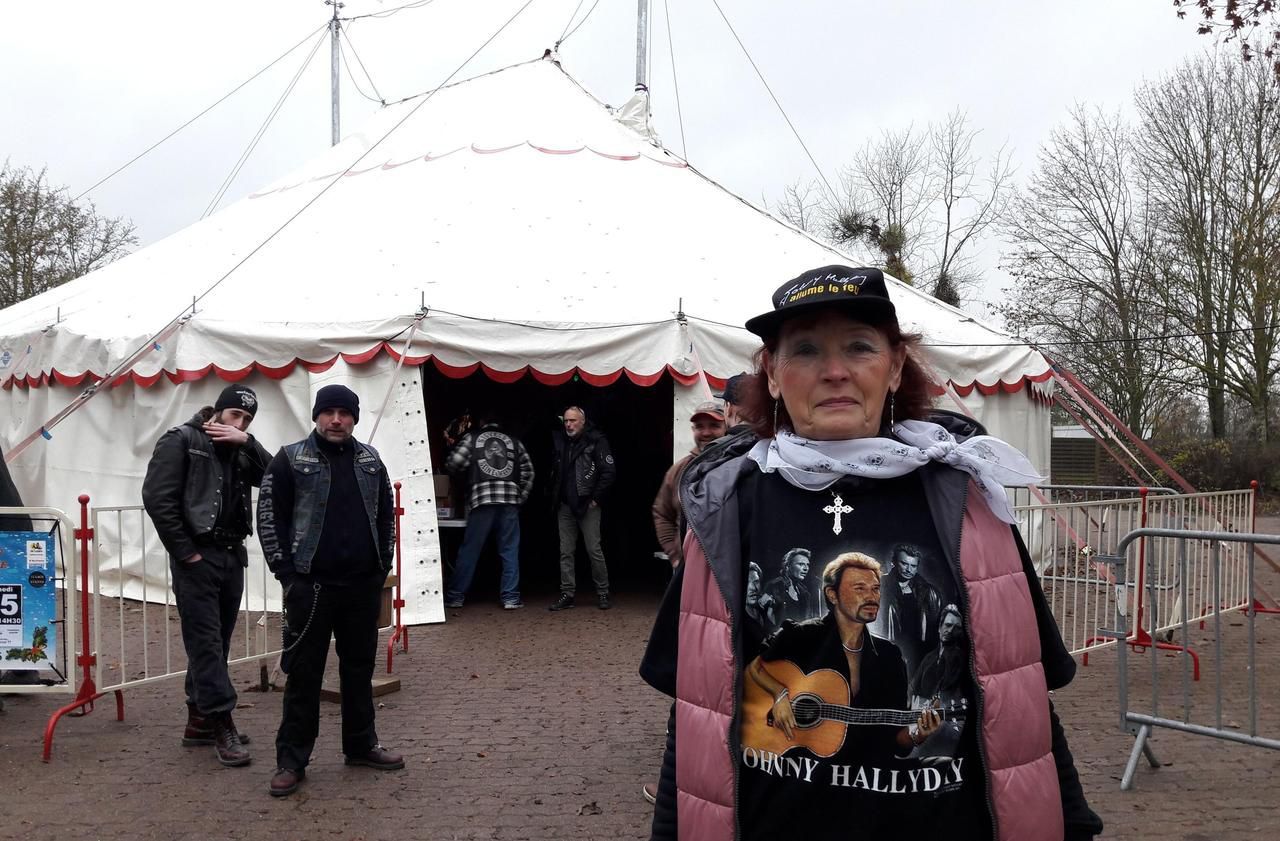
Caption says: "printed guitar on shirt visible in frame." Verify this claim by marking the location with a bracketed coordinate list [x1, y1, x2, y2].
[735, 470, 989, 840]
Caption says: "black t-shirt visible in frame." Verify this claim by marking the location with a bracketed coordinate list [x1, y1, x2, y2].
[737, 469, 990, 841]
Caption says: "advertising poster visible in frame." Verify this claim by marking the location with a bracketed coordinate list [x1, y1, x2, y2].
[0, 531, 57, 671]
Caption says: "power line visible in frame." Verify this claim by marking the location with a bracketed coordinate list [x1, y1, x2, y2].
[707, 0, 837, 206]
[72, 23, 329, 202]
[557, 0, 602, 47]
[342, 0, 438, 22]
[17, 0, 545, 449]
[557, 0, 587, 43]
[202, 29, 327, 218]
[661, 0, 687, 159]
[340, 28, 387, 104]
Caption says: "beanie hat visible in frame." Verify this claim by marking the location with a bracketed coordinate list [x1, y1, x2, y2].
[213, 384, 259, 418]
[312, 384, 360, 423]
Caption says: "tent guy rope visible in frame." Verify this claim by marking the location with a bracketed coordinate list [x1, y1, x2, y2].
[4, 0, 542, 466]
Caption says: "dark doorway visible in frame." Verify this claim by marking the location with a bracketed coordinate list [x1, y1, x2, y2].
[423, 365, 676, 603]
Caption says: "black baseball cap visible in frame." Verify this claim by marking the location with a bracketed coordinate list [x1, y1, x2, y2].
[745, 265, 896, 339]
[715, 373, 750, 405]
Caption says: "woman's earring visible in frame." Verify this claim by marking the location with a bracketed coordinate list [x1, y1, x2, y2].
[773, 399, 780, 434]
[889, 391, 896, 427]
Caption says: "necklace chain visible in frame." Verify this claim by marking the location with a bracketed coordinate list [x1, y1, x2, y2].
[841, 638, 864, 654]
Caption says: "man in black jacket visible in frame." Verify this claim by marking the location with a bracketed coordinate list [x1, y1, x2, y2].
[141, 384, 271, 767]
[256, 384, 402, 797]
[548, 406, 616, 611]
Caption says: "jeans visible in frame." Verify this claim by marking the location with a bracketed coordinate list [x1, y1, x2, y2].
[557, 503, 609, 596]
[446, 504, 522, 605]
[276, 573, 382, 770]
[170, 543, 245, 715]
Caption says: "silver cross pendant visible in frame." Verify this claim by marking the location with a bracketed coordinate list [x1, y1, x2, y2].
[823, 492, 853, 535]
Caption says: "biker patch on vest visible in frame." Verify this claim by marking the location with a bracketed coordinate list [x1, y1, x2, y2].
[475, 430, 516, 479]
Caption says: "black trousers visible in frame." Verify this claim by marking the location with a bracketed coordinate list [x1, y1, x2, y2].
[170, 543, 246, 716]
[275, 572, 383, 770]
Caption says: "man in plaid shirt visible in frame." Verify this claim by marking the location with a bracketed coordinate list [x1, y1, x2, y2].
[443, 412, 535, 609]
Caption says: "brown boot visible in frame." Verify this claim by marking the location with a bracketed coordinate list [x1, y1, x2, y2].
[213, 713, 251, 767]
[184, 706, 250, 746]
[182, 707, 215, 747]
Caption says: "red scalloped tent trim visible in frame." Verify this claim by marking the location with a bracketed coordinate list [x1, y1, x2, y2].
[1, 346, 1049, 397]
[949, 368, 1053, 397]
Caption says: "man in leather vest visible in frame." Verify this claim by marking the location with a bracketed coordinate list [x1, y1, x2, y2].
[548, 406, 616, 611]
[256, 384, 402, 797]
[141, 384, 271, 767]
[443, 411, 535, 609]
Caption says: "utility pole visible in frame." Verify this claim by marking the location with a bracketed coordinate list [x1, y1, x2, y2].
[326, 0, 344, 146]
[634, 0, 649, 93]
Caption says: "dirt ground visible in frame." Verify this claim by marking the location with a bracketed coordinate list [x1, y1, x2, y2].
[2, 544, 1278, 840]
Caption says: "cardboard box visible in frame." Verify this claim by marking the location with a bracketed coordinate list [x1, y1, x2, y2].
[378, 574, 399, 628]
[432, 473, 450, 502]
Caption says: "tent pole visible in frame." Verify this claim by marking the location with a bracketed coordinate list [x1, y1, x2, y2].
[327, 0, 344, 146]
[635, 0, 650, 91]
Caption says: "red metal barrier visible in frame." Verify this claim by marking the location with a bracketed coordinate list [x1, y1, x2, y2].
[386, 481, 408, 673]
[1083, 488, 1202, 680]
[1248, 480, 1280, 618]
[42, 494, 124, 761]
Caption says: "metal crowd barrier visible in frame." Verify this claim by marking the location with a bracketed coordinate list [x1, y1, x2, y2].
[1094, 527, 1280, 790]
[88, 503, 284, 698]
[1010, 486, 1256, 658]
[32, 491, 411, 760]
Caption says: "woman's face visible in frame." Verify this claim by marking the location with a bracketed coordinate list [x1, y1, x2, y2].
[767, 311, 905, 441]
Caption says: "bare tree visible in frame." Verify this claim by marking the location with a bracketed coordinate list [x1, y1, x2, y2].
[1135, 50, 1280, 439]
[998, 105, 1176, 433]
[928, 109, 1014, 306]
[0, 163, 137, 309]
[768, 179, 825, 238]
[828, 126, 935, 284]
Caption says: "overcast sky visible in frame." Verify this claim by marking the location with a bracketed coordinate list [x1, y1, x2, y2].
[2, 0, 1212, 316]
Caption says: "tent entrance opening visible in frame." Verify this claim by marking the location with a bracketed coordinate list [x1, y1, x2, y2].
[423, 365, 676, 601]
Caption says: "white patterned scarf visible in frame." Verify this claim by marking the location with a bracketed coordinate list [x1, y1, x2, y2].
[746, 419, 1044, 524]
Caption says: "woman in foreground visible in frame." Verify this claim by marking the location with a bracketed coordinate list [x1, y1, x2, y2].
[640, 265, 1102, 841]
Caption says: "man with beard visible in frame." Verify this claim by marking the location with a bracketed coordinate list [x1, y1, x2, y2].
[876, 543, 943, 675]
[142, 384, 271, 767]
[652, 401, 726, 567]
[548, 406, 617, 611]
[745, 552, 941, 753]
[258, 385, 402, 797]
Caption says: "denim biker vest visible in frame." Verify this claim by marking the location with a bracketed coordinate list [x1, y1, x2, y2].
[283, 435, 384, 572]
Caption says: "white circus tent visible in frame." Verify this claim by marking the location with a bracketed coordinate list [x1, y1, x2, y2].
[0, 57, 1052, 624]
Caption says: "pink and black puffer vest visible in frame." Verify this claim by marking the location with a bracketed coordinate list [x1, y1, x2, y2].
[674, 468, 1065, 841]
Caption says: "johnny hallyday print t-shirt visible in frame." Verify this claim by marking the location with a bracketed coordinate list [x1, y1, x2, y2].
[737, 469, 990, 840]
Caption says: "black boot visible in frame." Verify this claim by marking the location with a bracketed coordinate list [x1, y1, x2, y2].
[213, 712, 251, 767]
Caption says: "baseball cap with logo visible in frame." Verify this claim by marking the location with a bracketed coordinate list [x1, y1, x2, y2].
[690, 401, 725, 422]
[214, 385, 259, 418]
[745, 265, 896, 339]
